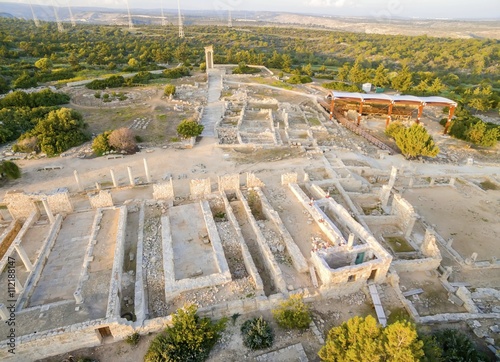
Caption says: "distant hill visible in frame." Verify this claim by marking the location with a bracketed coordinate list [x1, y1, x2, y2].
[0, 2, 499, 39]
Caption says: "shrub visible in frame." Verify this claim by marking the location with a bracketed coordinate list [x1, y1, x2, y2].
[241, 317, 274, 350]
[144, 304, 226, 362]
[287, 74, 312, 84]
[177, 119, 204, 139]
[164, 84, 176, 96]
[432, 329, 488, 362]
[92, 131, 112, 156]
[272, 294, 311, 330]
[0, 160, 21, 180]
[163, 66, 190, 79]
[17, 108, 89, 156]
[125, 332, 140, 346]
[108, 128, 136, 154]
[232, 62, 260, 75]
[386, 122, 439, 159]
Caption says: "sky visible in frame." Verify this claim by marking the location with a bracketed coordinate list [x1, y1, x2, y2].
[3, 0, 500, 20]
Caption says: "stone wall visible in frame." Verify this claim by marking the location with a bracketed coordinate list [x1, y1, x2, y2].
[106, 206, 128, 319]
[0, 220, 21, 260]
[152, 179, 174, 200]
[281, 172, 298, 186]
[218, 174, 240, 192]
[255, 188, 308, 273]
[45, 189, 73, 215]
[236, 189, 288, 294]
[190, 178, 211, 199]
[221, 192, 264, 292]
[246, 173, 265, 188]
[3, 191, 37, 220]
[88, 191, 114, 209]
[391, 194, 417, 238]
[134, 202, 147, 323]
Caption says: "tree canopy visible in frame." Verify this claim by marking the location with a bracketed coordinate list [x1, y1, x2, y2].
[386, 123, 440, 159]
[318, 315, 424, 362]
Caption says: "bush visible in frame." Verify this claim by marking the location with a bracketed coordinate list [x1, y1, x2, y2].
[232, 62, 260, 75]
[144, 304, 226, 362]
[164, 84, 176, 96]
[241, 317, 274, 350]
[92, 131, 112, 156]
[386, 123, 439, 159]
[0, 160, 21, 180]
[432, 329, 488, 362]
[17, 108, 89, 156]
[86, 75, 125, 90]
[177, 119, 204, 139]
[108, 128, 136, 154]
[287, 74, 312, 84]
[125, 332, 140, 346]
[322, 81, 361, 92]
[272, 294, 312, 330]
[163, 66, 190, 79]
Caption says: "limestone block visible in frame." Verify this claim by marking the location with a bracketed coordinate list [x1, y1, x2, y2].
[88, 190, 114, 209]
[281, 172, 298, 186]
[153, 180, 174, 200]
[190, 178, 211, 199]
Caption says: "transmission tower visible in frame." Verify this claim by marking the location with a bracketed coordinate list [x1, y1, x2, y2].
[67, 0, 76, 27]
[51, 0, 64, 32]
[160, 0, 166, 26]
[177, 0, 184, 38]
[28, 1, 40, 27]
[125, 0, 133, 30]
[228, 9, 232, 28]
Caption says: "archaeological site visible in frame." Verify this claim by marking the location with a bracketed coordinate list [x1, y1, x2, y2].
[0, 48, 499, 361]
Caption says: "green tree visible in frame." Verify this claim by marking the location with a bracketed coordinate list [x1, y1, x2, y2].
[433, 329, 487, 362]
[177, 120, 204, 139]
[92, 131, 112, 155]
[373, 64, 389, 87]
[391, 66, 413, 92]
[18, 108, 89, 156]
[302, 63, 314, 77]
[465, 121, 499, 147]
[337, 64, 350, 82]
[272, 294, 312, 330]
[34, 57, 53, 71]
[0, 76, 9, 94]
[164, 84, 176, 97]
[12, 72, 37, 89]
[428, 77, 445, 94]
[386, 123, 439, 159]
[144, 304, 226, 362]
[0, 160, 21, 180]
[348, 61, 365, 84]
[282, 54, 292, 72]
[319, 316, 424, 362]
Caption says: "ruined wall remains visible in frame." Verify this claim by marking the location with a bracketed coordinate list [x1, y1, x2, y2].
[0, 220, 21, 260]
[217, 128, 238, 145]
[46, 189, 73, 215]
[221, 191, 264, 292]
[190, 178, 211, 199]
[3, 191, 37, 220]
[247, 173, 265, 188]
[153, 179, 174, 200]
[218, 174, 240, 192]
[255, 188, 308, 273]
[392, 229, 442, 273]
[88, 190, 114, 209]
[421, 229, 441, 258]
[391, 194, 417, 238]
[134, 202, 147, 323]
[281, 172, 298, 186]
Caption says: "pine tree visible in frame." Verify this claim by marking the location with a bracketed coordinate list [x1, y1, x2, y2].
[391, 66, 413, 92]
[373, 64, 389, 87]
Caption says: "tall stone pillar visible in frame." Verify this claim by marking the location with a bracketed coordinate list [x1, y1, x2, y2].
[127, 166, 135, 186]
[204, 45, 214, 71]
[110, 169, 118, 188]
[143, 158, 151, 183]
[41, 198, 55, 224]
[15, 244, 33, 272]
[74, 170, 83, 192]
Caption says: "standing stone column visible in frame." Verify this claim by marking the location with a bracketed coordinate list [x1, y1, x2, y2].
[127, 166, 135, 186]
[14, 244, 33, 272]
[110, 169, 118, 188]
[143, 158, 151, 183]
[74, 170, 83, 192]
[41, 198, 55, 224]
[204, 45, 214, 71]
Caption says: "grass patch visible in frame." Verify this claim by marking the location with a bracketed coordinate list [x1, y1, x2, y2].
[479, 180, 499, 190]
[385, 236, 415, 253]
[308, 118, 322, 126]
[247, 190, 266, 221]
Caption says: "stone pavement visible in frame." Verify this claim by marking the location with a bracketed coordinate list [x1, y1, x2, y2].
[201, 69, 224, 137]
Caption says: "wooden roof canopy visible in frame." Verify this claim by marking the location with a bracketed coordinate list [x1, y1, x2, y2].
[326, 91, 457, 134]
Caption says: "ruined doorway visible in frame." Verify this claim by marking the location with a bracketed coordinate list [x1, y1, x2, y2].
[34, 200, 47, 217]
[96, 327, 113, 343]
[369, 269, 377, 281]
[355, 252, 365, 265]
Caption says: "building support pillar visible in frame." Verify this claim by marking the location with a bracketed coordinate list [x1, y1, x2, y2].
[41, 198, 55, 224]
[74, 170, 83, 192]
[127, 166, 135, 186]
[143, 158, 151, 183]
[110, 169, 118, 188]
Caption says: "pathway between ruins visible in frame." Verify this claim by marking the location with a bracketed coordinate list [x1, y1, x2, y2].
[201, 69, 224, 137]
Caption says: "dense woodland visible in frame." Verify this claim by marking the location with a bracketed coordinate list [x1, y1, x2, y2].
[0, 18, 499, 153]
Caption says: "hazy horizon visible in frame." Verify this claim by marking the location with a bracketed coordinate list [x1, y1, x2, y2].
[1, 0, 499, 20]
